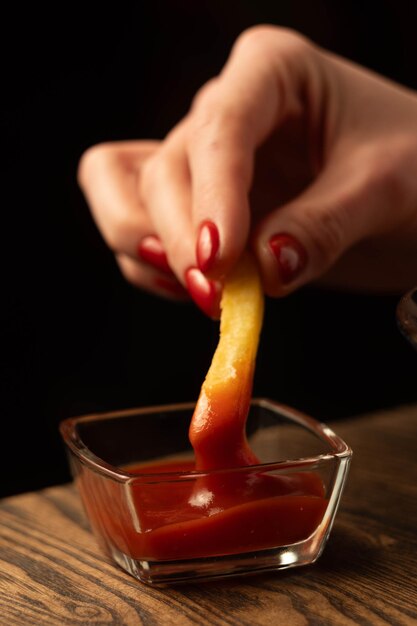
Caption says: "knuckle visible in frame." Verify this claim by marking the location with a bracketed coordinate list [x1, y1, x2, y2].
[234, 25, 310, 60]
[191, 78, 220, 111]
[234, 25, 279, 53]
[77, 142, 116, 187]
[275, 28, 311, 58]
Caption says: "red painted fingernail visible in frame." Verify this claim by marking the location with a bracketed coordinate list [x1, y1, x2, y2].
[155, 276, 188, 299]
[196, 221, 220, 273]
[269, 233, 308, 284]
[138, 236, 173, 275]
[185, 268, 221, 318]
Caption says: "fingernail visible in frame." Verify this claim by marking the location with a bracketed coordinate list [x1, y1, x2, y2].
[138, 236, 173, 274]
[155, 276, 189, 299]
[269, 233, 308, 284]
[196, 221, 220, 273]
[185, 268, 221, 318]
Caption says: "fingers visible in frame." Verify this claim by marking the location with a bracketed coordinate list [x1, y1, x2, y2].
[139, 131, 222, 318]
[133, 26, 321, 313]
[138, 26, 319, 304]
[78, 141, 158, 258]
[139, 137, 194, 281]
[78, 141, 188, 301]
[116, 254, 188, 301]
[253, 143, 414, 296]
[79, 27, 417, 305]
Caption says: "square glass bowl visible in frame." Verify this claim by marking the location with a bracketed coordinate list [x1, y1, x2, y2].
[60, 399, 352, 585]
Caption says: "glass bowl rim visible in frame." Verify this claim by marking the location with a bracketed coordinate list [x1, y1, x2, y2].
[59, 398, 352, 484]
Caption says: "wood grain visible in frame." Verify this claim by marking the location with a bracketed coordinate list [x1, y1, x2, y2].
[1, 404, 416, 626]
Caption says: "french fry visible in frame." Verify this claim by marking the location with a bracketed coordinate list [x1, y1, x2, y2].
[190, 252, 264, 469]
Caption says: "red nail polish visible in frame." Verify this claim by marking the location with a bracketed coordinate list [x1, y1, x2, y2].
[196, 221, 219, 273]
[269, 233, 307, 284]
[155, 276, 188, 299]
[138, 236, 172, 274]
[185, 268, 221, 318]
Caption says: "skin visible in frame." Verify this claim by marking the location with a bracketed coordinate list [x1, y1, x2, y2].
[78, 26, 417, 306]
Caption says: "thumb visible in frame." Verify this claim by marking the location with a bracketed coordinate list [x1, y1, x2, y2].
[253, 152, 393, 296]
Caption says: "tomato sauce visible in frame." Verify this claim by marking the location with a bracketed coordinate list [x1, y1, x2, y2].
[79, 459, 327, 561]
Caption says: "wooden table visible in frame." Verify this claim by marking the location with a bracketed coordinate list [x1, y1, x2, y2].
[1, 404, 416, 625]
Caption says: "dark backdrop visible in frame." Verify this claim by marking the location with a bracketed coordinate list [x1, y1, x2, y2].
[2, 1, 417, 497]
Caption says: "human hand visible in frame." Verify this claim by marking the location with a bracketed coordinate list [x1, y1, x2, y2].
[79, 26, 417, 317]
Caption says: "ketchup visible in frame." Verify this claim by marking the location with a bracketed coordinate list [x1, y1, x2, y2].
[79, 458, 327, 561]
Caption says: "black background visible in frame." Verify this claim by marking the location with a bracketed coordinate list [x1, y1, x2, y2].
[2, 1, 417, 497]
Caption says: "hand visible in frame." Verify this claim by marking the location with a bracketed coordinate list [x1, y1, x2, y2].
[79, 26, 417, 316]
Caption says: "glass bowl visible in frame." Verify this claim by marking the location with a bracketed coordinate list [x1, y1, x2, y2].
[60, 399, 352, 585]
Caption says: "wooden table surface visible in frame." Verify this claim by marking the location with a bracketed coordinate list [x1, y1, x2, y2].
[1, 404, 416, 626]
